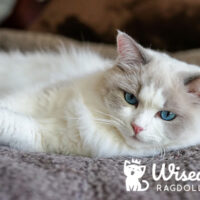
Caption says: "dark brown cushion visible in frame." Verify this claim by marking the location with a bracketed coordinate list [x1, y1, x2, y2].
[28, 0, 200, 51]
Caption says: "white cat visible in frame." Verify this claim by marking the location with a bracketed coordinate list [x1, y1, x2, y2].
[0, 31, 199, 157]
[124, 159, 149, 191]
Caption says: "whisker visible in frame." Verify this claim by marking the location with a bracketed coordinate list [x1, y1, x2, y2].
[93, 118, 119, 126]
[142, 134, 166, 158]
[93, 109, 126, 126]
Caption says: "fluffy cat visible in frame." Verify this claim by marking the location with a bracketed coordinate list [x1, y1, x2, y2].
[0, 31, 200, 157]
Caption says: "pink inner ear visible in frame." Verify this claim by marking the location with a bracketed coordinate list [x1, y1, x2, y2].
[117, 34, 131, 57]
[116, 31, 146, 66]
[188, 78, 200, 97]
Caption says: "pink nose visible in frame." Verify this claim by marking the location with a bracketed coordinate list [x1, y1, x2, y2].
[131, 122, 143, 135]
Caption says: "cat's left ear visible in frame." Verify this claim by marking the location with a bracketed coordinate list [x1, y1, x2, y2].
[185, 76, 200, 97]
[116, 31, 149, 69]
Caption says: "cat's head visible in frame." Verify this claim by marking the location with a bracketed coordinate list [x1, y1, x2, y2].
[100, 31, 200, 155]
[124, 160, 146, 178]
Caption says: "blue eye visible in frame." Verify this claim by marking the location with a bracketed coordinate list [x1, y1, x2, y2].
[124, 92, 138, 105]
[160, 111, 176, 121]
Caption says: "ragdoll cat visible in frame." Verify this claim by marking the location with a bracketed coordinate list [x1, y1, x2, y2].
[0, 31, 200, 157]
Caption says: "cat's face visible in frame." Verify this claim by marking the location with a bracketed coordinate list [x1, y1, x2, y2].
[124, 160, 146, 178]
[100, 31, 200, 154]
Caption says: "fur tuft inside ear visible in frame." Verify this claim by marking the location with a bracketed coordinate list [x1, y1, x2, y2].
[116, 30, 148, 68]
[185, 76, 200, 97]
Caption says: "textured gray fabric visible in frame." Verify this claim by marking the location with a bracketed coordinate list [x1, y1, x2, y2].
[0, 146, 200, 200]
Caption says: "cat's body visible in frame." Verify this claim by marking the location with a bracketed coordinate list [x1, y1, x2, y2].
[0, 48, 116, 156]
[0, 32, 200, 157]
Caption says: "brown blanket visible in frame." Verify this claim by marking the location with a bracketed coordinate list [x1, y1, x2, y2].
[0, 29, 200, 200]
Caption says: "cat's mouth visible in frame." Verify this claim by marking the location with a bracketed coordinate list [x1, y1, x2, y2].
[131, 135, 141, 142]
[129, 134, 150, 145]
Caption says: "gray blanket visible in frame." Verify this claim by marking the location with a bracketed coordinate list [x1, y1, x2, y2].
[1, 146, 200, 200]
[0, 29, 200, 200]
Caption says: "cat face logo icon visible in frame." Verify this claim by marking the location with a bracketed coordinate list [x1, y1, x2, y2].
[124, 159, 149, 191]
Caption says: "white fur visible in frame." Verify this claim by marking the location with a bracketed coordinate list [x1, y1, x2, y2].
[0, 34, 200, 157]
[0, 48, 112, 95]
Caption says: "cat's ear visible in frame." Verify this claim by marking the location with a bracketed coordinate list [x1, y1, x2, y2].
[140, 166, 146, 174]
[124, 160, 131, 166]
[185, 76, 200, 97]
[116, 31, 148, 69]
[124, 160, 131, 175]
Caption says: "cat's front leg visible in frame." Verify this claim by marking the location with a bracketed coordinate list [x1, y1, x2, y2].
[0, 108, 43, 152]
[125, 179, 129, 191]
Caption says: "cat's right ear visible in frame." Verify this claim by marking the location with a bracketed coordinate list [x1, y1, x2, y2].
[116, 31, 149, 70]
[185, 75, 200, 97]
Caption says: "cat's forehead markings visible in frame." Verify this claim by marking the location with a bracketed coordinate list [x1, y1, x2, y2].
[139, 84, 165, 108]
